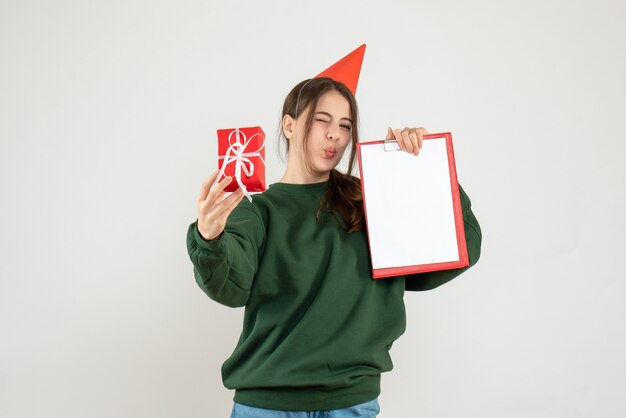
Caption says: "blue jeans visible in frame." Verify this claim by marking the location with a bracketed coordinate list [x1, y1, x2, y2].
[230, 398, 380, 418]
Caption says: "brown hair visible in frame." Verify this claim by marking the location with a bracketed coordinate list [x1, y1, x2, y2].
[281, 77, 364, 233]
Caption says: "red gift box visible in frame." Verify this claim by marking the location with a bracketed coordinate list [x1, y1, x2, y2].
[217, 126, 266, 198]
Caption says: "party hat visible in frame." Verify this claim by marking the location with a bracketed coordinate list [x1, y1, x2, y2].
[315, 44, 366, 95]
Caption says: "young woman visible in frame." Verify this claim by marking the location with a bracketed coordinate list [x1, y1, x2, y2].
[187, 77, 482, 418]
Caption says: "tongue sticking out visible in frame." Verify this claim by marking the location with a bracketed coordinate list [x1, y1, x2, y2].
[324, 149, 336, 159]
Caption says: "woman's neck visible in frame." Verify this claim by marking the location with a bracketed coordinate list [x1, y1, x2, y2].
[280, 150, 331, 184]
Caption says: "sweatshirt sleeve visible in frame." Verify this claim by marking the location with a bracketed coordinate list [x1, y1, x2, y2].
[186, 202, 266, 307]
[405, 184, 482, 291]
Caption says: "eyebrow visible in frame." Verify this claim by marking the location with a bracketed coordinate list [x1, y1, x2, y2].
[315, 111, 352, 123]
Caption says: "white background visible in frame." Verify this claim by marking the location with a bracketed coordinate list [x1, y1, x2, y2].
[1, 0, 624, 417]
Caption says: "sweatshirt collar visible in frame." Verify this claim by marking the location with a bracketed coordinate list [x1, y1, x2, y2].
[269, 181, 329, 196]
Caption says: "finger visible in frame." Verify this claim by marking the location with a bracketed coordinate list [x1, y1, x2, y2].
[214, 188, 245, 217]
[393, 129, 405, 151]
[197, 170, 220, 203]
[207, 176, 234, 203]
[401, 127, 414, 154]
[417, 127, 427, 150]
[409, 130, 420, 156]
[225, 188, 246, 212]
[385, 127, 394, 140]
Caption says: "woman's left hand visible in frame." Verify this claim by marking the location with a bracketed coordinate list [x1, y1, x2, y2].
[386, 127, 428, 156]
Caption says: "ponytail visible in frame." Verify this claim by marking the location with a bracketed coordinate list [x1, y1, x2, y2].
[318, 169, 364, 233]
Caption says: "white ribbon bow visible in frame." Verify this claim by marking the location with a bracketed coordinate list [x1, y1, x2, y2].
[218, 128, 265, 202]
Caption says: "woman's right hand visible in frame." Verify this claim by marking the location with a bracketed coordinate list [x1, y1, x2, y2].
[196, 170, 245, 241]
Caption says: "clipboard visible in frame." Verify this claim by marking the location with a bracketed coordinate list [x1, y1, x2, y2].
[356, 132, 468, 279]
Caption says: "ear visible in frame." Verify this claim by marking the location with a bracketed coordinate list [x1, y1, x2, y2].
[282, 114, 295, 139]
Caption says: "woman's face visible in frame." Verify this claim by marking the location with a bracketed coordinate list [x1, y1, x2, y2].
[292, 90, 353, 181]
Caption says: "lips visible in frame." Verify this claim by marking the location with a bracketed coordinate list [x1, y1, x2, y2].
[323, 147, 337, 159]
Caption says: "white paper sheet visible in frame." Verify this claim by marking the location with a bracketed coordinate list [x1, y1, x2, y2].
[359, 137, 460, 270]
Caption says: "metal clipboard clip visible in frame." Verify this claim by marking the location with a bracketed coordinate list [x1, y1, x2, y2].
[383, 140, 401, 152]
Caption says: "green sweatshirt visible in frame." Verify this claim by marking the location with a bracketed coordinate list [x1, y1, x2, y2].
[186, 181, 481, 411]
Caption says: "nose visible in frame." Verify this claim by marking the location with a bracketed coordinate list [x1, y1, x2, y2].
[327, 124, 340, 141]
